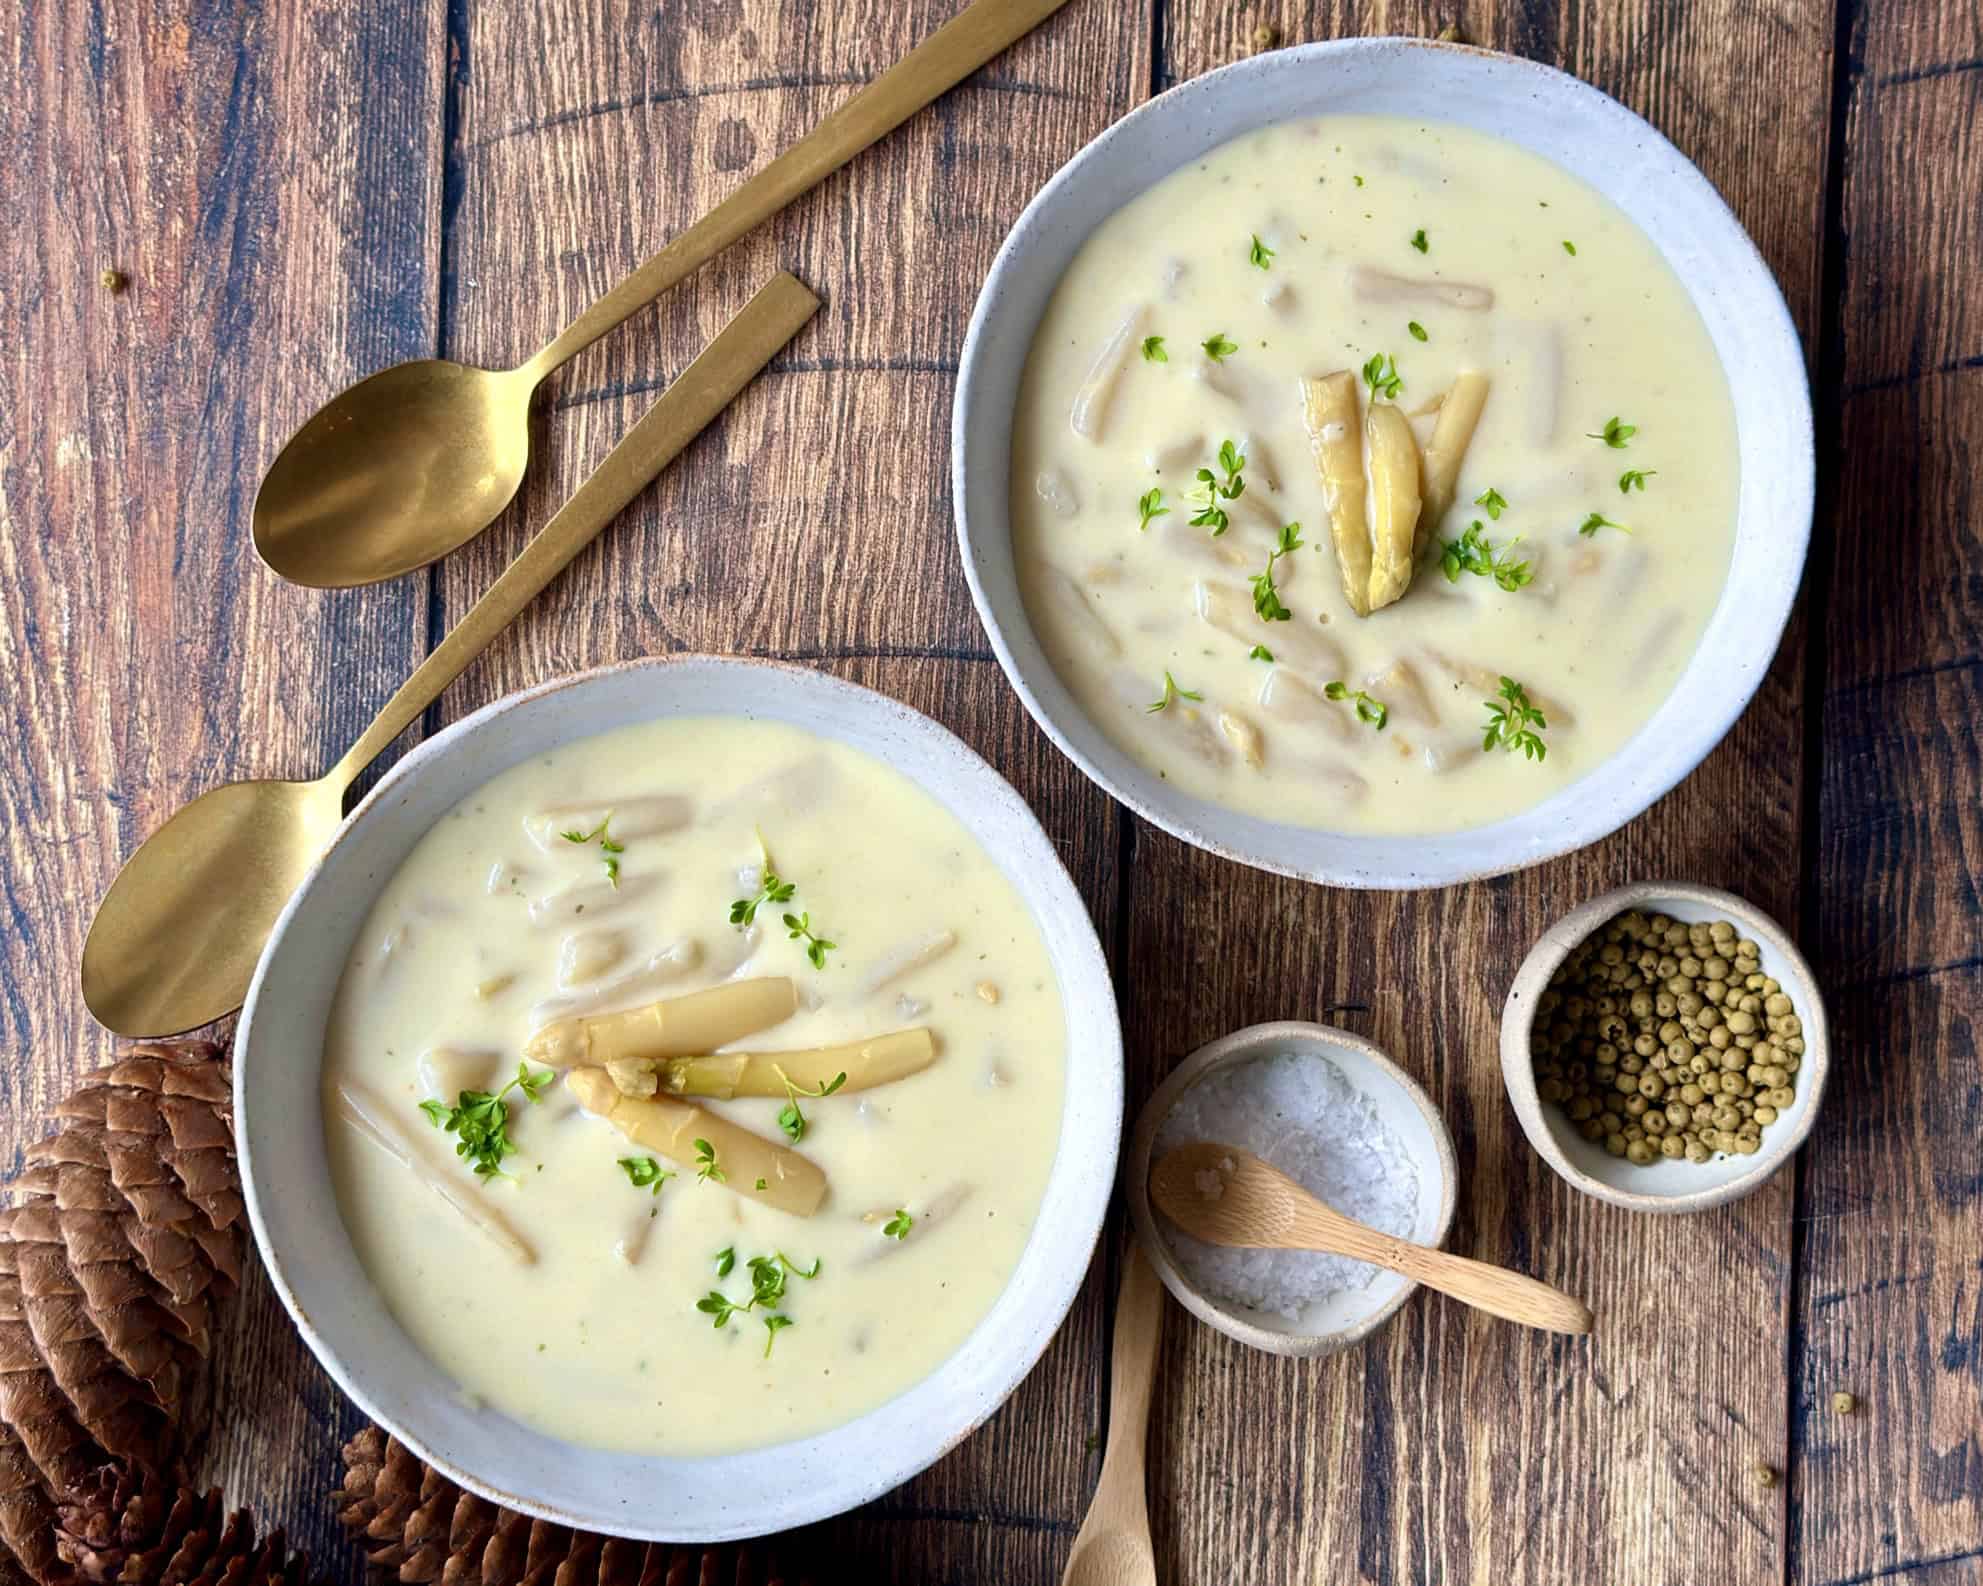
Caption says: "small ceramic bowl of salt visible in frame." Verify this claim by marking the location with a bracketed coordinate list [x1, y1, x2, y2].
[1127, 1022, 1457, 1356]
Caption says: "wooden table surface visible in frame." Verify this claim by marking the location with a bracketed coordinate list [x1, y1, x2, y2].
[5, 1, 1979, 1582]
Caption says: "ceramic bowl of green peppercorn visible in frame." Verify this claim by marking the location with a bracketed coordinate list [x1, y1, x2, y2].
[1501, 881, 1830, 1214]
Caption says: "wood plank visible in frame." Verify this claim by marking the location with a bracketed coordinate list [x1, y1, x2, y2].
[1794, 7, 1983, 1580]
[0, 0, 444, 1570]
[1133, 3, 1836, 1583]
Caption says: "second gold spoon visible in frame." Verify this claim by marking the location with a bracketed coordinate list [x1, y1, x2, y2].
[82, 273, 820, 1038]
[1151, 1143, 1595, 1335]
[252, 0, 1071, 588]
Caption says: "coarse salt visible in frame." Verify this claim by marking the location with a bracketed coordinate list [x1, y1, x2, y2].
[1153, 1049, 1420, 1320]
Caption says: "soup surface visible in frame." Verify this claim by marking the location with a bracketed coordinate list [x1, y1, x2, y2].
[322, 717, 1067, 1457]
[1010, 113, 1740, 834]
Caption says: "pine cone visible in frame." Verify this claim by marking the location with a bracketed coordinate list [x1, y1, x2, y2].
[54, 1464, 312, 1584]
[0, 1040, 243, 1583]
[336, 1427, 811, 1586]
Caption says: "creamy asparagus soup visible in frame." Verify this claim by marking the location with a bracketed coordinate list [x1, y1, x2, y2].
[1010, 114, 1740, 834]
[322, 717, 1067, 1457]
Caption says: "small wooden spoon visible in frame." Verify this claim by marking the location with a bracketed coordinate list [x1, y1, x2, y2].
[1061, 1241, 1163, 1586]
[1150, 1143, 1594, 1336]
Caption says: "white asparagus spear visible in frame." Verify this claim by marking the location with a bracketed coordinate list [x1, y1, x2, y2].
[1301, 373, 1371, 617]
[523, 794, 692, 854]
[1194, 581, 1348, 679]
[1069, 304, 1147, 442]
[1365, 403, 1423, 612]
[1418, 371, 1490, 548]
[858, 930, 958, 998]
[527, 873, 653, 929]
[333, 1082, 534, 1265]
[557, 928, 627, 989]
[602, 1027, 935, 1101]
[565, 1068, 826, 1218]
[525, 977, 797, 1068]
[1349, 265, 1495, 311]
[530, 938, 703, 1026]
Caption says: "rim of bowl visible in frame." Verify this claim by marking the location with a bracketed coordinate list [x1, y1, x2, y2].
[1498, 880, 1831, 1214]
[952, 36, 1815, 889]
[235, 654, 1123, 1541]
[1125, 1021, 1459, 1355]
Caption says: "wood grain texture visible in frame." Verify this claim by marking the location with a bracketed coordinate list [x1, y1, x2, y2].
[0, 0, 444, 1568]
[1792, 5, 1983, 1582]
[5, 0, 1980, 1582]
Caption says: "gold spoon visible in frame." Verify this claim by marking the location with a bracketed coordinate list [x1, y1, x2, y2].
[1062, 1241, 1163, 1586]
[1150, 1143, 1595, 1336]
[252, 0, 1073, 589]
[82, 273, 820, 1038]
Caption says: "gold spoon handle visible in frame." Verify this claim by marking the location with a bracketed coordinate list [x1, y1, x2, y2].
[333, 272, 819, 785]
[521, 0, 1070, 380]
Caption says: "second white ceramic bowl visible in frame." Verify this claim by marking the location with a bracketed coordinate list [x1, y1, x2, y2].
[953, 38, 1814, 888]
[1125, 1022, 1457, 1355]
[235, 657, 1123, 1541]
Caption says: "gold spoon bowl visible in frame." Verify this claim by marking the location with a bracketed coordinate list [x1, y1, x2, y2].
[252, 361, 535, 587]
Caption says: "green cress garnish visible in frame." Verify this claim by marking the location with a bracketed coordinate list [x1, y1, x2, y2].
[1146, 671, 1203, 714]
[1407, 320, 1428, 342]
[1562, 240, 1578, 256]
[1248, 644, 1274, 662]
[1249, 234, 1275, 269]
[1141, 335, 1167, 363]
[1439, 522, 1533, 591]
[1473, 486, 1508, 520]
[883, 1209, 914, 1240]
[1482, 678, 1549, 761]
[418, 1063, 552, 1180]
[730, 854, 794, 926]
[1618, 468, 1657, 493]
[1579, 511, 1632, 538]
[618, 1156, 673, 1195]
[693, 1137, 725, 1183]
[1587, 415, 1637, 448]
[1360, 352, 1402, 400]
[695, 1251, 821, 1357]
[1137, 487, 1168, 532]
[1323, 681, 1389, 729]
[1189, 440, 1246, 535]
[1201, 332, 1238, 362]
[775, 1067, 848, 1144]
[782, 911, 836, 970]
[1353, 174, 1364, 188]
[732, 842, 835, 969]
[1249, 523, 1304, 622]
[560, 815, 624, 887]
[1409, 228, 1429, 253]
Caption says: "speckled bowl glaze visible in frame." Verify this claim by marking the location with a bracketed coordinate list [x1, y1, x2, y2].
[234, 656, 1123, 1542]
[1126, 1022, 1457, 1356]
[1500, 881, 1829, 1214]
[953, 37, 1814, 888]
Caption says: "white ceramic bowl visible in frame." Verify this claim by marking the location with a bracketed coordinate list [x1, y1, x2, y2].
[952, 37, 1814, 888]
[1500, 881, 1829, 1214]
[234, 656, 1123, 1542]
[1125, 1022, 1457, 1355]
